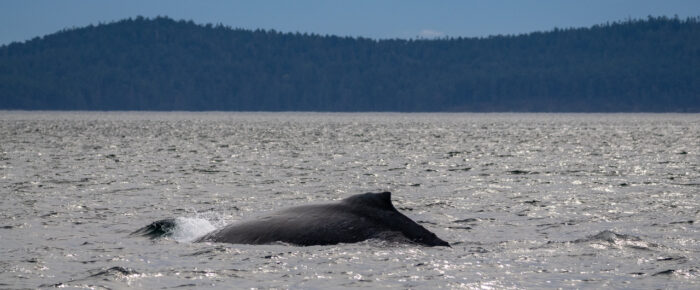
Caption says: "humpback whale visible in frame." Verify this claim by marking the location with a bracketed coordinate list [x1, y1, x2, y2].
[134, 192, 449, 247]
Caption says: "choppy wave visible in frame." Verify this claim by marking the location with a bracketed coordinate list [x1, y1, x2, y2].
[1, 112, 698, 289]
[572, 230, 659, 250]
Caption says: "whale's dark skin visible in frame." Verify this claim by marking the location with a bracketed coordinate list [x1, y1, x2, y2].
[192, 192, 449, 247]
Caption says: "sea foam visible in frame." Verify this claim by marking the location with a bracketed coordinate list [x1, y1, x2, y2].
[170, 217, 217, 243]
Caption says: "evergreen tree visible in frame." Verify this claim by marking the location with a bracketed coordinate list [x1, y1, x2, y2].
[0, 16, 698, 112]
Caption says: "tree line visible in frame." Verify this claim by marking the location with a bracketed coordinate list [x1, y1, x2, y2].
[0, 16, 698, 111]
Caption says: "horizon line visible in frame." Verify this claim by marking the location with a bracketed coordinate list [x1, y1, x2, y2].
[3, 14, 698, 47]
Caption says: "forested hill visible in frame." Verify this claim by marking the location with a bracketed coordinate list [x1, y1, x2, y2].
[1, 16, 698, 112]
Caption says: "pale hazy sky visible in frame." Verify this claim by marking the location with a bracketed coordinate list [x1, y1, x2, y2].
[1, 0, 698, 45]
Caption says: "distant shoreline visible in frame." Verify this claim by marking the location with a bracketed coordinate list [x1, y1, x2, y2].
[2, 16, 698, 112]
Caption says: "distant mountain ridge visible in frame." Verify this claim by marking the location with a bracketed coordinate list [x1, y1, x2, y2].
[0, 16, 698, 112]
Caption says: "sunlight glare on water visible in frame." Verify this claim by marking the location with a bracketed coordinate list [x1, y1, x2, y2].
[0, 112, 698, 289]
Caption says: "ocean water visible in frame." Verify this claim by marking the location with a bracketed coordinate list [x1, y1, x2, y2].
[0, 112, 698, 289]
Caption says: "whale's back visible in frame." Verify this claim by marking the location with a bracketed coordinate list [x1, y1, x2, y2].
[195, 192, 448, 246]
[196, 203, 386, 245]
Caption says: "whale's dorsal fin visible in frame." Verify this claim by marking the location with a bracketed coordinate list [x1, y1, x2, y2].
[343, 191, 396, 211]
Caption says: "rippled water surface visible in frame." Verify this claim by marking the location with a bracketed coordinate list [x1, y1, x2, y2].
[1, 112, 698, 289]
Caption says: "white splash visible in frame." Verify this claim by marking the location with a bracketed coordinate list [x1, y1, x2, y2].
[170, 217, 217, 243]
